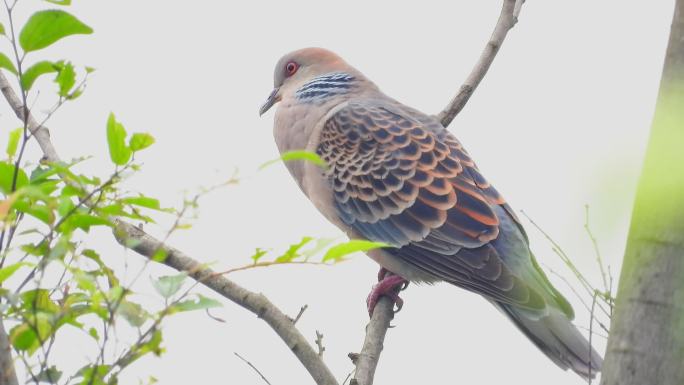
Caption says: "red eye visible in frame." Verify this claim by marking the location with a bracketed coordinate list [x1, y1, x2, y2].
[285, 61, 299, 76]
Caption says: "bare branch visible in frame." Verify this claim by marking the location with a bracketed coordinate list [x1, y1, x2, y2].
[0, 71, 339, 385]
[234, 352, 272, 385]
[437, 0, 523, 127]
[0, 73, 59, 163]
[350, 296, 395, 385]
[292, 304, 308, 324]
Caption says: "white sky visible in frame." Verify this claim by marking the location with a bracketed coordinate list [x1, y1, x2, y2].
[0, 1, 675, 384]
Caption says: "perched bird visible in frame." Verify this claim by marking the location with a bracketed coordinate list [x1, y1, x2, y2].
[259, 47, 603, 379]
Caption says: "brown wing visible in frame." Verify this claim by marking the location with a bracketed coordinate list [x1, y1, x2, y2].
[317, 100, 548, 312]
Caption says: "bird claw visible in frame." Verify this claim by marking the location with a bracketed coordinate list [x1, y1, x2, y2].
[366, 270, 409, 317]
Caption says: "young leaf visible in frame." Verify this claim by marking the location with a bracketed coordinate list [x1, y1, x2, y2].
[152, 273, 187, 299]
[21, 61, 59, 90]
[0, 53, 17, 74]
[19, 10, 93, 53]
[259, 150, 327, 170]
[9, 323, 38, 352]
[36, 366, 62, 384]
[65, 213, 112, 231]
[121, 196, 161, 210]
[44, 0, 72, 5]
[6, 127, 22, 158]
[55, 61, 76, 97]
[171, 294, 221, 313]
[0, 162, 29, 193]
[106, 113, 131, 165]
[129, 133, 155, 152]
[322, 240, 389, 262]
[250, 248, 268, 263]
[117, 301, 148, 327]
[0, 262, 31, 283]
[275, 236, 312, 263]
[0, 22, 5, 35]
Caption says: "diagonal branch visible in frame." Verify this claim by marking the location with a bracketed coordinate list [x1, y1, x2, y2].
[437, 0, 524, 127]
[0, 71, 339, 385]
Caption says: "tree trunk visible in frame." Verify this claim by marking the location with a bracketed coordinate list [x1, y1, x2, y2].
[0, 316, 18, 385]
[600, 1, 684, 384]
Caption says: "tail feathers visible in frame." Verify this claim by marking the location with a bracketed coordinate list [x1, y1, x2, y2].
[496, 303, 603, 379]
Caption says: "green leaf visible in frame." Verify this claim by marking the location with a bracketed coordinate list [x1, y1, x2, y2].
[19, 10, 93, 53]
[117, 301, 148, 327]
[250, 248, 268, 263]
[21, 289, 60, 313]
[259, 150, 327, 170]
[0, 162, 29, 194]
[106, 113, 131, 165]
[275, 236, 312, 263]
[0, 262, 31, 283]
[129, 133, 155, 152]
[322, 240, 389, 262]
[36, 366, 62, 384]
[87, 327, 99, 340]
[76, 365, 109, 385]
[12, 200, 54, 224]
[9, 323, 38, 352]
[121, 196, 161, 210]
[152, 273, 186, 299]
[0, 53, 17, 75]
[152, 249, 167, 262]
[6, 127, 22, 158]
[55, 61, 75, 97]
[44, 0, 72, 5]
[0, 22, 5, 35]
[171, 294, 221, 313]
[65, 213, 112, 231]
[21, 61, 58, 90]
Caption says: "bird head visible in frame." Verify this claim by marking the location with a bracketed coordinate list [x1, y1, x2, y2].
[259, 47, 358, 116]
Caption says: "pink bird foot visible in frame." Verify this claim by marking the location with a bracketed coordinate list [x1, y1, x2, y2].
[366, 269, 409, 316]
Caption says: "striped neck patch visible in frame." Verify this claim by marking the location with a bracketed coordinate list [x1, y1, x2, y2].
[295, 72, 356, 102]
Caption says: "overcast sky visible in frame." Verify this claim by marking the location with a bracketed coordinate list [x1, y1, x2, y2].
[0, 1, 676, 384]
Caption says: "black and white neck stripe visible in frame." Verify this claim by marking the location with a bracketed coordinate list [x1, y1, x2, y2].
[295, 72, 356, 103]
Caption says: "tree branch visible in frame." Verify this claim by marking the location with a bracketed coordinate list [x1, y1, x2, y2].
[437, 0, 524, 127]
[0, 71, 339, 385]
[350, 297, 395, 385]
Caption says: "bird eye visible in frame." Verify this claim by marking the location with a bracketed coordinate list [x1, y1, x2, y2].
[285, 61, 299, 76]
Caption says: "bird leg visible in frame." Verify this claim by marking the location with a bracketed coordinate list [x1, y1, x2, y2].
[366, 268, 409, 317]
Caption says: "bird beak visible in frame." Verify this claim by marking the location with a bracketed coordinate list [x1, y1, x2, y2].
[259, 87, 281, 116]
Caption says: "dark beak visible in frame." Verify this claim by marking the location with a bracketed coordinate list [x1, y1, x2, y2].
[259, 87, 281, 116]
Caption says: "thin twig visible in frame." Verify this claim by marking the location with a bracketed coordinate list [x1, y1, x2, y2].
[234, 352, 272, 385]
[292, 305, 308, 324]
[437, 0, 523, 127]
[588, 291, 598, 384]
[584, 205, 609, 294]
[315, 330, 325, 357]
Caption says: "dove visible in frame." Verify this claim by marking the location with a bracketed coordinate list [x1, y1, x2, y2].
[259, 47, 603, 379]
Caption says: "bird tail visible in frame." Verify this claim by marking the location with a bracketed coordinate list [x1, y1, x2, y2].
[494, 302, 603, 380]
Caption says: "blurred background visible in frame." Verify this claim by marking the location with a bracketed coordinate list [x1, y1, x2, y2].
[0, 1, 674, 384]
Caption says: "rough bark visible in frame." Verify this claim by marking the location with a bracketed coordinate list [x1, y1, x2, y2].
[0, 316, 18, 385]
[600, 1, 684, 384]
